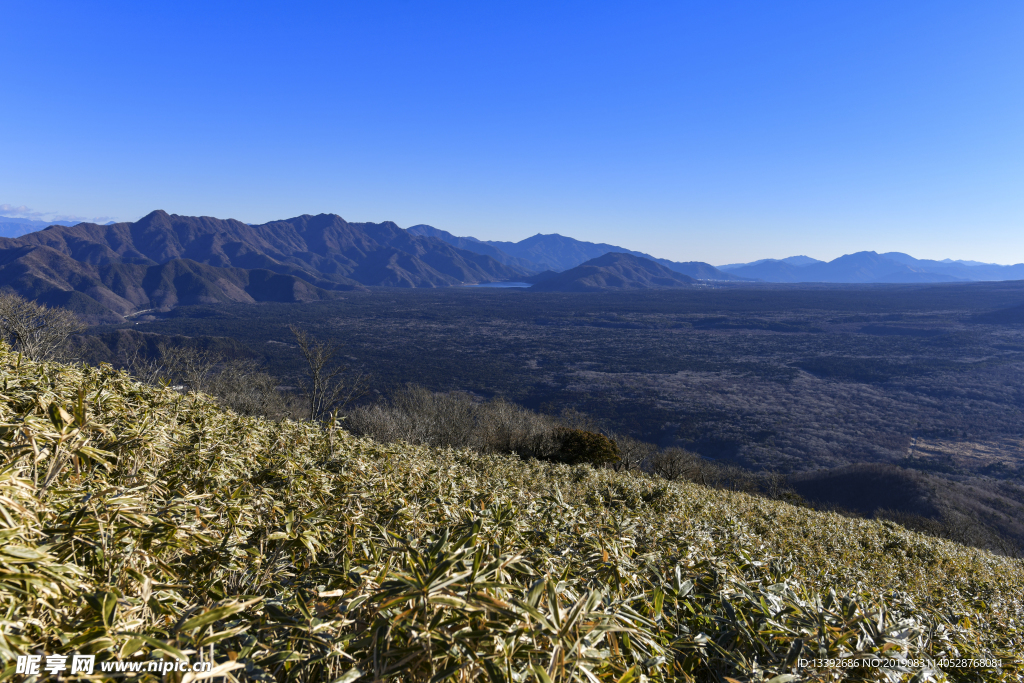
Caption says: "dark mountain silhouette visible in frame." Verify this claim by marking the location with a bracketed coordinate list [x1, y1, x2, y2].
[407, 226, 741, 280]
[486, 233, 742, 280]
[405, 225, 539, 272]
[0, 244, 340, 323]
[0, 210, 531, 321]
[529, 252, 696, 292]
[522, 270, 560, 285]
[722, 251, 963, 283]
[10, 211, 525, 287]
[487, 234, 620, 272]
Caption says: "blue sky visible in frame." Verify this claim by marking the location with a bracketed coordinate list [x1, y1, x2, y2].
[2, 1, 1022, 264]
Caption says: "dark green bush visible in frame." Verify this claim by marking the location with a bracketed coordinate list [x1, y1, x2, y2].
[555, 428, 620, 466]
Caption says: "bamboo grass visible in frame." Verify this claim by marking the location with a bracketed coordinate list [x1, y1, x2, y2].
[0, 347, 1020, 682]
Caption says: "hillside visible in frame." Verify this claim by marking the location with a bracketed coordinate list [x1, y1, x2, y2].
[1, 347, 1020, 681]
[974, 301, 1024, 325]
[410, 226, 743, 280]
[0, 211, 529, 320]
[530, 252, 697, 291]
[0, 247, 341, 322]
[489, 234, 745, 280]
[406, 224, 540, 271]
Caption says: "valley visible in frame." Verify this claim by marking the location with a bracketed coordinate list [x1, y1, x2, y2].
[82, 281, 1024, 475]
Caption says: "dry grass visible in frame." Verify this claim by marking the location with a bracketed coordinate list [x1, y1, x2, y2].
[0, 346, 1021, 681]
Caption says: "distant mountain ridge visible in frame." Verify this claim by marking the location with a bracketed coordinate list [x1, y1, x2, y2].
[0, 210, 530, 321]
[878, 252, 1024, 281]
[529, 252, 696, 292]
[408, 225, 743, 281]
[7, 208, 1023, 320]
[717, 255, 823, 270]
[405, 225, 539, 271]
[720, 252, 1024, 283]
[0, 216, 86, 238]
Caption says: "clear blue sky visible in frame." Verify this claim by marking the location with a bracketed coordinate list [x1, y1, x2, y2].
[2, 1, 1022, 264]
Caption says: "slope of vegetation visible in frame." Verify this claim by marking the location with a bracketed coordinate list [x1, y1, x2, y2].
[1, 347, 1021, 681]
[93, 287, 1024, 554]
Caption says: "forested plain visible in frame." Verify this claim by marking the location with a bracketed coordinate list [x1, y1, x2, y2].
[78, 280, 1024, 551]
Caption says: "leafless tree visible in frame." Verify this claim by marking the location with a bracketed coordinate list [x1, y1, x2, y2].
[160, 345, 222, 393]
[345, 385, 560, 457]
[390, 385, 476, 447]
[648, 446, 703, 481]
[0, 293, 86, 362]
[120, 336, 298, 419]
[207, 358, 297, 418]
[609, 433, 658, 472]
[475, 397, 558, 457]
[291, 325, 368, 421]
[117, 334, 165, 385]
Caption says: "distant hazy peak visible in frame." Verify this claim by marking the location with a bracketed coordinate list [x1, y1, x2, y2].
[0, 216, 85, 238]
[717, 255, 823, 270]
[940, 258, 995, 266]
[781, 255, 824, 266]
[882, 252, 1003, 268]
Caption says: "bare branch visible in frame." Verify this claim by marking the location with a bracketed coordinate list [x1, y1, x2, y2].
[0, 292, 85, 361]
[291, 325, 368, 421]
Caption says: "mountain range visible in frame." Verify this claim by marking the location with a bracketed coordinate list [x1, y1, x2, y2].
[412, 224, 1024, 284]
[719, 252, 1024, 283]
[407, 225, 743, 281]
[0, 211, 528, 321]
[717, 255, 822, 270]
[3, 208, 1024, 321]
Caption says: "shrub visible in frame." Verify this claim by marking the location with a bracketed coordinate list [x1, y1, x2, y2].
[607, 432, 658, 471]
[206, 358, 299, 419]
[647, 445, 701, 481]
[345, 385, 560, 457]
[109, 336, 300, 420]
[554, 428, 620, 466]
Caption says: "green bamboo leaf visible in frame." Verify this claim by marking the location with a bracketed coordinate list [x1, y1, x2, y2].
[121, 634, 188, 662]
[615, 665, 638, 683]
[120, 637, 146, 658]
[333, 666, 363, 683]
[180, 598, 262, 633]
[0, 546, 49, 561]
